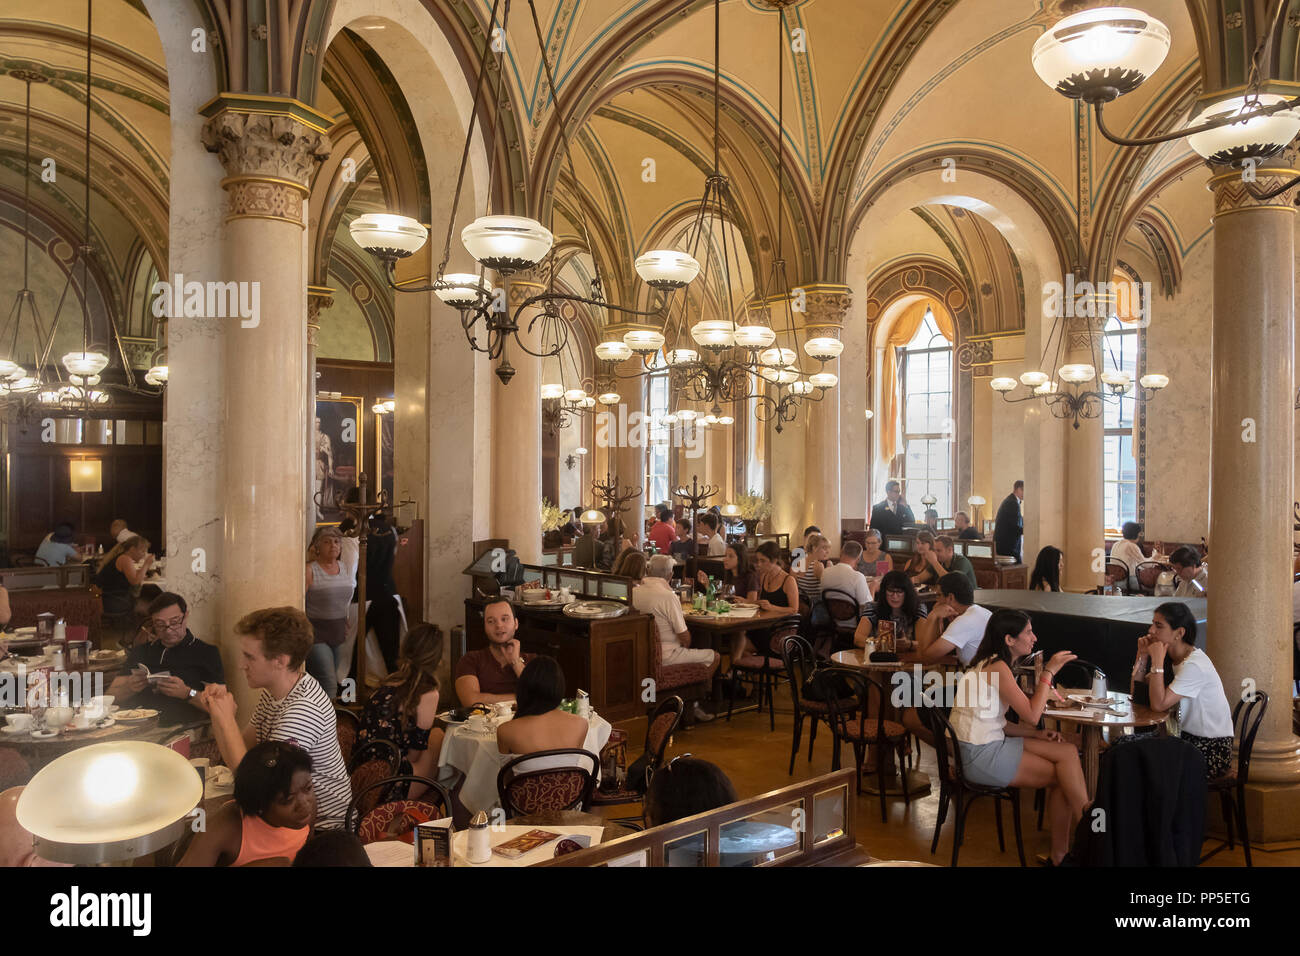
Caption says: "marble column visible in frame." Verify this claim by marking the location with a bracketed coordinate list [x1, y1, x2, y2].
[305, 286, 333, 544]
[1060, 315, 1105, 593]
[201, 103, 329, 710]
[613, 356, 646, 543]
[839, 296, 869, 523]
[1206, 163, 1300, 837]
[491, 270, 545, 562]
[802, 286, 851, 538]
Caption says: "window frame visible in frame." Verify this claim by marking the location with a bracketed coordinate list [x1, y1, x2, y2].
[898, 309, 955, 516]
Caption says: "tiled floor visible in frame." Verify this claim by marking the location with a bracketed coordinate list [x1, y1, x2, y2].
[610, 691, 1300, 867]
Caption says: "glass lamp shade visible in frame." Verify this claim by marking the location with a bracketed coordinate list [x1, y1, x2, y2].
[1186, 94, 1300, 166]
[1139, 372, 1170, 390]
[865, 409, 874, 420]
[461, 215, 554, 272]
[595, 341, 633, 362]
[597, 391, 621, 406]
[540, 383, 565, 400]
[1059, 363, 1096, 384]
[690, 320, 736, 350]
[676, 409, 698, 421]
[68, 374, 101, 387]
[661, 413, 679, 425]
[70, 459, 102, 493]
[147, 364, 169, 384]
[1031, 7, 1171, 102]
[788, 380, 815, 396]
[579, 396, 596, 408]
[809, 372, 839, 389]
[1034, 381, 1060, 396]
[575, 447, 588, 456]
[758, 367, 799, 385]
[804, 336, 845, 360]
[733, 325, 777, 350]
[563, 388, 588, 404]
[4, 376, 38, 394]
[718, 415, 734, 426]
[968, 495, 986, 507]
[1100, 370, 1131, 387]
[0, 359, 20, 378]
[722, 503, 741, 517]
[434, 273, 489, 308]
[580, 509, 606, 526]
[350, 213, 429, 259]
[665, 348, 699, 366]
[62, 350, 110, 377]
[1019, 370, 1050, 388]
[990, 376, 1018, 392]
[759, 347, 797, 369]
[703, 413, 719, 425]
[623, 329, 666, 354]
[634, 250, 701, 289]
[16, 741, 202, 864]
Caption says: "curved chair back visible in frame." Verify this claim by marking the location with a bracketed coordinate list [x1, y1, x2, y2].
[820, 588, 862, 627]
[1135, 561, 1170, 595]
[1104, 558, 1129, 588]
[920, 705, 962, 789]
[645, 695, 685, 769]
[1232, 691, 1268, 783]
[345, 774, 453, 842]
[335, 706, 361, 764]
[815, 665, 884, 742]
[780, 633, 817, 716]
[347, 738, 403, 819]
[496, 749, 599, 818]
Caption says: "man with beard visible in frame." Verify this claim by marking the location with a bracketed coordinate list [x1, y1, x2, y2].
[455, 597, 530, 704]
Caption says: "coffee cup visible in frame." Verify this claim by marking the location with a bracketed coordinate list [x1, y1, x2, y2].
[493, 701, 514, 720]
[4, 713, 33, 732]
[466, 714, 490, 733]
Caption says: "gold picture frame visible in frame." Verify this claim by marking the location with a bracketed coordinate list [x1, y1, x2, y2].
[314, 395, 364, 526]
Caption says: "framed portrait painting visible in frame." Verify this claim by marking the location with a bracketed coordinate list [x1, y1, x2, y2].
[314, 396, 363, 525]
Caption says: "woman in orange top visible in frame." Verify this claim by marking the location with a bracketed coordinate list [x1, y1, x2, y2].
[180, 741, 316, 867]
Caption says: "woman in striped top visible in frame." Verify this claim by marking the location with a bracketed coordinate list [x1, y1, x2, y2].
[796, 533, 833, 614]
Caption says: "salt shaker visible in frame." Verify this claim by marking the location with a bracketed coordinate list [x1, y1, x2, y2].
[467, 810, 492, 864]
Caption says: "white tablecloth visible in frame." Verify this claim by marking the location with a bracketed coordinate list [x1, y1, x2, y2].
[437, 713, 612, 814]
[363, 821, 607, 867]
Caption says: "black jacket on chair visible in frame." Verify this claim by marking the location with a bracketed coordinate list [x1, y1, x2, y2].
[1070, 736, 1205, 867]
[992, 493, 1022, 562]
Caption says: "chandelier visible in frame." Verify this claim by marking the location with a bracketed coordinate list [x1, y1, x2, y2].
[591, 0, 836, 433]
[1, 4, 161, 417]
[1034, 5, 1300, 193]
[349, 0, 697, 385]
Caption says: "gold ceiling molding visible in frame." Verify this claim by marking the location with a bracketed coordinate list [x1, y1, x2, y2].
[864, 256, 972, 343]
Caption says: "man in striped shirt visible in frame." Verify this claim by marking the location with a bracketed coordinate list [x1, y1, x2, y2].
[200, 607, 352, 830]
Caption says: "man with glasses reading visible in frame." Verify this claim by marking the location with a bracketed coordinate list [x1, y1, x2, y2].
[107, 591, 224, 724]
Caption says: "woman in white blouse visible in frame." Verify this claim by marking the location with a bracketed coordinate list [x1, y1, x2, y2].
[1109, 522, 1146, 593]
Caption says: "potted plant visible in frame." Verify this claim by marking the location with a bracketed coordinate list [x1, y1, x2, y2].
[734, 490, 772, 537]
[541, 498, 564, 548]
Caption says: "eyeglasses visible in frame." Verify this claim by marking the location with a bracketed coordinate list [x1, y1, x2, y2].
[153, 616, 186, 633]
[885, 588, 905, 596]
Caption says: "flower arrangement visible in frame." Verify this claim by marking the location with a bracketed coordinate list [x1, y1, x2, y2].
[734, 490, 772, 524]
[541, 498, 565, 532]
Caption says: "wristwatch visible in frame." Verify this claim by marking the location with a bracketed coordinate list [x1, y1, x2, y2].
[188, 688, 198, 698]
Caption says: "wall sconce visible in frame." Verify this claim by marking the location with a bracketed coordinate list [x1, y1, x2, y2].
[70, 459, 102, 493]
[565, 446, 588, 471]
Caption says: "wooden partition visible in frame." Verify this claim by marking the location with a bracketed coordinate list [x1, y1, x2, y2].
[536, 770, 865, 867]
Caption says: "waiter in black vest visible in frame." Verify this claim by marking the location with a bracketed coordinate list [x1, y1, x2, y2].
[993, 480, 1024, 563]
[869, 480, 915, 536]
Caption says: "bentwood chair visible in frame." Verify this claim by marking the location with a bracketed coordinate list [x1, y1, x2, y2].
[1103, 558, 1130, 591]
[1201, 692, 1268, 867]
[345, 774, 453, 843]
[920, 705, 1026, 867]
[780, 634, 859, 775]
[818, 588, 865, 656]
[496, 749, 599, 818]
[815, 666, 912, 821]
[727, 624, 798, 730]
[1134, 561, 1170, 596]
[348, 738, 403, 820]
[334, 706, 362, 764]
[591, 695, 685, 828]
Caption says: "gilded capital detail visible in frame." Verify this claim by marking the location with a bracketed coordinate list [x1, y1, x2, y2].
[306, 292, 333, 349]
[801, 285, 852, 329]
[201, 111, 330, 226]
[1209, 156, 1300, 216]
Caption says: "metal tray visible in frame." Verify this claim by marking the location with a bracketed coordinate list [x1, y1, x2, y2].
[562, 600, 628, 620]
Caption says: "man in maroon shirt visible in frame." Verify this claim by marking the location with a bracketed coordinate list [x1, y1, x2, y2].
[455, 597, 529, 704]
[647, 508, 677, 555]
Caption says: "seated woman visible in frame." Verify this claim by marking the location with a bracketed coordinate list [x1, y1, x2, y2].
[496, 656, 589, 763]
[611, 548, 648, 582]
[1029, 546, 1064, 592]
[358, 623, 445, 798]
[949, 609, 1088, 865]
[905, 531, 939, 588]
[855, 530, 893, 589]
[753, 541, 798, 612]
[1169, 546, 1208, 597]
[697, 541, 758, 601]
[796, 533, 833, 613]
[93, 536, 154, 618]
[1134, 602, 1233, 778]
[854, 570, 928, 652]
[179, 741, 315, 867]
[644, 756, 737, 827]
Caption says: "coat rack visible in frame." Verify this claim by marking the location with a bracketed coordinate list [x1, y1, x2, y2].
[673, 474, 718, 558]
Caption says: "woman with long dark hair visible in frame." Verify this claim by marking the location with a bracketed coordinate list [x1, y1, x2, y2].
[358, 623, 445, 797]
[496, 656, 589, 757]
[754, 541, 798, 611]
[697, 541, 758, 601]
[1134, 602, 1233, 778]
[854, 570, 928, 651]
[905, 531, 939, 587]
[1029, 546, 1063, 592]
[948, 609, 1087, 865]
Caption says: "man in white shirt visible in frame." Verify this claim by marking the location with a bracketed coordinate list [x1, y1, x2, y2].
[1109, 522, 1146, 593]
[820, 541, 872, 632]
[632, 554, 719, 722]
[110, 518, 134, 544]
[916, 572, 991, 665]
[699, 514, 726, 557]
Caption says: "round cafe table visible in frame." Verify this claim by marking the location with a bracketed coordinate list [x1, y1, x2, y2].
[1040, 690, 1168, 799]
[830, 649, 959, 797]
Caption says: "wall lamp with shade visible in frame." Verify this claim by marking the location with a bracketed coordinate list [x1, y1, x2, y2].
[967, 494, 986, 528]
[70, 459, 101, 494]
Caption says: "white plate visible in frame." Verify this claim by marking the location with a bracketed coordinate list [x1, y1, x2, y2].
[1067, 694, 1112, 708]
[66, 718, 116, 732]
[1, 725, 30, 736]
[29, 729, 59, 739]
[90, 650, 122, 661]
[114, 708, 159, 721]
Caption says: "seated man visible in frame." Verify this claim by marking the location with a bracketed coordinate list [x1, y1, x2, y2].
[699, 514, 726, 557]
[915, 572, 990, 666]
[455, 597, 529, 705]
[633, 554, 719, 722]
[670, 518, 695, 559]
[953, 512, 982, 540]
[647, 509, 677, 555]
[819, 541, 873, 638]
[199, 607, 352, 830]
[107, 591, 224, 726]
[933, 536, 978, 591]
[36, 524, 80, 567]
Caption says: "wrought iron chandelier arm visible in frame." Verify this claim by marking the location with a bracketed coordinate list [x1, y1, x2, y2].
[1242, 173, 1300, 201]
[1092, 95, 1300, 149]
[511, 290, 669, 324]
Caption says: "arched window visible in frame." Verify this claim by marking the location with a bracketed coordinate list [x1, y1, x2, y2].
[900, 308, 953, 514]
[645, 354, 671, 506]
[1102, 314, 1138, 530]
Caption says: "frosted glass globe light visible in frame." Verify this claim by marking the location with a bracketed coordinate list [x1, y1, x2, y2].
[595, 341, 634, 362]
[990, 376, 1018, 393]
[1100, 371, 1131, 387]
[1139, 372, 1169, 390]
[676, 409, 698, 421]
[0, 359, 19, 378]
[665, 348, 699, 366]
[461, 215, 554, 272]
[1034, 381, 1060, 396]
[350, 213, 429, 258]
[634, 250, 700, 289]
[597, 391, 621, 406]
[733, 325, 777, 350]
[540, 383, 565, 400]
[434, 273, 488, 308]
[718, 415, 734, 426]
[1031, 7, 1171, 102]
[804, 337, 845, 360]
[691, 319, 736, 350]
[62, 350, 110, 377]
[809, 372, 839, 389]
[1019, 370, 1050, 388]
[1059, 363, 1096, 384]
[759, 347, 797, 368]
[623, 329, 666, 354]
[1186, 94, 1300, 166]
[563, 388, 588, 404]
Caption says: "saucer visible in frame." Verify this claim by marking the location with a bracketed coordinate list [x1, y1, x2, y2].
[29, 729, 59, 739]
[1, 725, 30, 736]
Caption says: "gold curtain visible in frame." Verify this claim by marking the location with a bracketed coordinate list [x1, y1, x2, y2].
[879, 298, 955, 468]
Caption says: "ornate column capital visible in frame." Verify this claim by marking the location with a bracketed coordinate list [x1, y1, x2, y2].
[201, 103, 330, 227]
[306, 286, 334, 349]
[506, 264, 549, 307]
[800, 284, 852, 336]
[1209, 152, 1300, 218]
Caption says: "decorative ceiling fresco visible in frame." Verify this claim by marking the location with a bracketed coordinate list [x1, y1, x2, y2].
[0, 0, 1266, 361]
